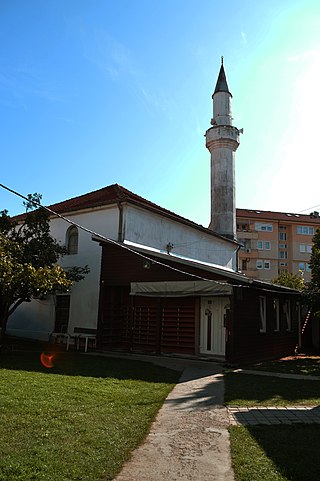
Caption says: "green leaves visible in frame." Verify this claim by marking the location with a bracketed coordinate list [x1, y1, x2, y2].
[303, 228, 320, 310]
[0, 235, 72, 300]
[273, 272, 305, 291]
[0, 193, 88, 335]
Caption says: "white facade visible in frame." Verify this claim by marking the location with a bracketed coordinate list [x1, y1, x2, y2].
[8, 199, 238, 340]
[8, 205, 119, 340]
[124, 204, 237, 269]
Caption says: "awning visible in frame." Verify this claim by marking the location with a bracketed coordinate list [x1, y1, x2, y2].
[130, 280, 233, 297]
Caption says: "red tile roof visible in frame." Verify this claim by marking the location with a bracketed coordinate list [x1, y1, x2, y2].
[43, 184, 147, 214]
[237, 208, 320, 224]
[13, 184, 237, 243]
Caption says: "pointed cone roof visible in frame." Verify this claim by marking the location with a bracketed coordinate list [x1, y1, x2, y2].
[213, 59, 232, 96]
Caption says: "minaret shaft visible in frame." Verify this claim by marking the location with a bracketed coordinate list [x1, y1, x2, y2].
[206, 61, 240, 240]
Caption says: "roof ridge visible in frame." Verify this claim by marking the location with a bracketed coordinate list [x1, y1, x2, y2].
[12, 183, 238, 245]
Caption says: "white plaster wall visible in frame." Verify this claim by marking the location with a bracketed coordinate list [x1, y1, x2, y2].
[8, 205, 119, 340]
[7, 296, 56, 340]
[8, 202, 238, 341]
[213, 91, 232, 125]
[124, 205, 237, 269]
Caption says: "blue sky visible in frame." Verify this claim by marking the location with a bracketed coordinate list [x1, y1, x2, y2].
[1, 0, 320, 227]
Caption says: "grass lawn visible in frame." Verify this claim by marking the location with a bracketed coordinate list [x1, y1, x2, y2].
[0, 348, 180, 481]
[225, 364, 320, 481]
[230, 424, 320, 481]
[245, 355, 320, 377]
[224, 372, 320, 407]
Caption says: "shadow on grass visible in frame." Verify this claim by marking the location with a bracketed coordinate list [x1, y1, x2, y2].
[0, 338, 180, 384]
[225, 372, 320, 405]
[247, 425, 320, 481]
[248, 356, 320, 377]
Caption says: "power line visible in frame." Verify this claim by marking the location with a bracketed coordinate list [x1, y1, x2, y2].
[0, 182, 233, 284]
[298, 204, 320, 213]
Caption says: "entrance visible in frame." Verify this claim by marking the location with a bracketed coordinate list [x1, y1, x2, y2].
[54, 295, 70, 333]
[200, 297, 227, 356]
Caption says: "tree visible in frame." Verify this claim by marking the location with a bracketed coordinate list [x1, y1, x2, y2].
[273, 271, 305, 291]
[0, 194, 88, 346]
[303, 228, 320, 313]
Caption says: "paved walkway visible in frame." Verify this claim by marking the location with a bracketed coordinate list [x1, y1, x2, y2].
[94, 352, 320, 481]
[228, 368, 320, 426]
[112, 355, 234, 481]
[228, 406, 320, 425]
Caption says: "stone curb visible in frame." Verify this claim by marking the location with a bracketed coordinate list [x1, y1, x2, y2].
[231, 369, 320, 381]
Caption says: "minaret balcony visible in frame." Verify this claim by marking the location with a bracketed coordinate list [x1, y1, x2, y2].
[205, 125, 240, 152]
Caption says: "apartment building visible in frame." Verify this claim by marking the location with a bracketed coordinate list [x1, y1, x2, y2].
[236, 209, 320, 282]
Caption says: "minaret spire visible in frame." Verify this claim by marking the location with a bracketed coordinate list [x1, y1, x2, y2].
[205, 60, 241, 240]
[213, 58, 232, 97]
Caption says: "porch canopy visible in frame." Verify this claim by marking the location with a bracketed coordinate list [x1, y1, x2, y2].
[130, 280, 233, 297]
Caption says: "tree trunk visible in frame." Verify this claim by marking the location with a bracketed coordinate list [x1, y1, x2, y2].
[0, 297, 11, 350]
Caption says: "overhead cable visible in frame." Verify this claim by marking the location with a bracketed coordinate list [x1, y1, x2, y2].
[0, 182, 234, 284]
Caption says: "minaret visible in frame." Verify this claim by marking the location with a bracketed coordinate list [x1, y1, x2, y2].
[205, 58, 240, 240]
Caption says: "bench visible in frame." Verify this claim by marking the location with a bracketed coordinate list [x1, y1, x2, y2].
[50, 332, 70, 345]
[66, 327, 97, 352]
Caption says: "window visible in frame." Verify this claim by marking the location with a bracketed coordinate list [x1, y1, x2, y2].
[66, 226, 78, 255]
[239, 239, 251, 251]
[301, 243, 313, 254]
[300, 244, 306, 253]
[279, 262, 288, 267]
[255, 223, 273, 232]
[279, 268, 288, 274]
[241, 259, 248, 271]
[283, 300, 291, 330]
[299, 262, 312, 272]
[297, 226, 314, 235]
[279, 232, 287, 241]
[257, 260, 270, 270]
[299, 262, 311, 272]
[279, 243, 287, 249]
[257, 240, 271, 250]
[237, 223, 249, 232]
[256, 260, 263, 270]
[274, 299, 280, 332]
[279, 251, 288, 259]
[264, 260, 271, 270]
[259, 296, 267, 333]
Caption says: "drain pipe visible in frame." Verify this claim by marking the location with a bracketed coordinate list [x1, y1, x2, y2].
[117, 202, 124, 242]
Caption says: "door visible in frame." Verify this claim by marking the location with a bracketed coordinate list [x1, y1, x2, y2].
[200, 297, 227, 356]
[54, 295, 70, 333]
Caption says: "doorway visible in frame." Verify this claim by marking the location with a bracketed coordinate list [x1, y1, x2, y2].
[54, 295, 70, 333]
[200, 297, 227, 356]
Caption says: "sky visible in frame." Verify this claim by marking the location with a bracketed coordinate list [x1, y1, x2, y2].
[1, 0, 320, 227]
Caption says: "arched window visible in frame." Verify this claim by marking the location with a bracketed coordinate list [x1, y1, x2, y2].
[66, 226, 78, 255]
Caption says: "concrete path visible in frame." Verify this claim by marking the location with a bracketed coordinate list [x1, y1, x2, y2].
[113, 357, 234, 481]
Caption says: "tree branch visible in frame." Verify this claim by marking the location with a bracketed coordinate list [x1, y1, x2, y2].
[8, 298, 25, 317]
